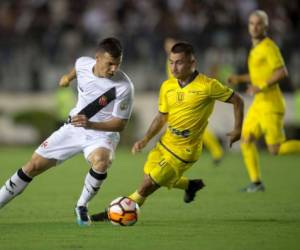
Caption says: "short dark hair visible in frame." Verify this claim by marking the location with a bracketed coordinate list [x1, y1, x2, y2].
[97, 37, 122, 58]
[171, 42, 195, 58]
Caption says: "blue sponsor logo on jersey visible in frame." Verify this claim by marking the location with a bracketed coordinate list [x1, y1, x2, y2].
[168, 126, 190, 138]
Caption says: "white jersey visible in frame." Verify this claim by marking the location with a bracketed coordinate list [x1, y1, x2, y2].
[70, 56, 134, 123]
[35, 56, 134, 162]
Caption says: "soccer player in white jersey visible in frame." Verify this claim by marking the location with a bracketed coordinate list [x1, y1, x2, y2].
[0, 37, 134, 226]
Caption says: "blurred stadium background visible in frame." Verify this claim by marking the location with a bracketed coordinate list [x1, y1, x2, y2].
[1, 2, 300, 249]
[0, 0, 300, 146]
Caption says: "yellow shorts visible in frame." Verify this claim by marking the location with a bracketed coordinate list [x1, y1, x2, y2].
[144, 143, 194, 188]
[242, 106, 285, 145]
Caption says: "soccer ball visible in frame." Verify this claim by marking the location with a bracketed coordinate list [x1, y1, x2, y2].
[107, 197, 140, 226]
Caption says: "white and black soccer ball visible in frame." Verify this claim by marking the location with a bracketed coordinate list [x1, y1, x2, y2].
[107, 197, 140, 226]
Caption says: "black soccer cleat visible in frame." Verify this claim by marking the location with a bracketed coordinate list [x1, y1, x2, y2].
[90, 210, 109, 222]
[75, 206, 91, 226]
[184, 179, 205, 203]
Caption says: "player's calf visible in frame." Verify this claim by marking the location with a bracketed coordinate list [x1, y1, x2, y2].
[0, 168, 32, 208]
[267, 144, 280, 156]
[90, 209, 109, 222]
[76, 168, 107, 207]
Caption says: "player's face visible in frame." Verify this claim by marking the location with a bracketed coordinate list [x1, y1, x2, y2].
[169, 52, 195, 80]
[248, 14, 266, 39]
[95, 52, 122, 78]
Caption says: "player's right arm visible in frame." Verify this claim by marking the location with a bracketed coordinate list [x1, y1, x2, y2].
[132, 81, 169, 154]
[228, 74, 250, 85]
[131, 112, 168, 154]
[225, 93, 244, 147]
[209, 78, 244, 147]
[59, 68, 76, 87]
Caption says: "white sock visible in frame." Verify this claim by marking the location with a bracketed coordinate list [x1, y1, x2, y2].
[76, 168, 107, 207]
[0, 168, 32, 208]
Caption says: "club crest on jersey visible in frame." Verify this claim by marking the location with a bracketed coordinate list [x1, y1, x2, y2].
[98, 96, 108, 106]
[177, 92, 185, 102]
[120, 100, 129, 110]
[40, 140, 48, 148]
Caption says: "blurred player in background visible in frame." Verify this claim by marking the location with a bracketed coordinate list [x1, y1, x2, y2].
[228, 10, 300, 192]
[91, 41, 243, 221]
[0, 38, 134, 226]
[165, 37, 224, 165]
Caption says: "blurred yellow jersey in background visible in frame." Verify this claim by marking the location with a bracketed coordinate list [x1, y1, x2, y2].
[248, 37, 285, 113]
[159, 73, 233, 162]
[166, 60, 174, 79]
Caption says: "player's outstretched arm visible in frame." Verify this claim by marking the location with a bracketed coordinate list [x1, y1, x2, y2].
[59, 68, 76, 87]
[225, 93, 244, 147]
[132, 112, 168, 154]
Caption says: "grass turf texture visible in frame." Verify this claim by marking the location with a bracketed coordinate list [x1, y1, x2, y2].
[0, 146, 299, 250]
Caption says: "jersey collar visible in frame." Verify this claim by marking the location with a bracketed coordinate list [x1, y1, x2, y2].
[178, 70, 199, 88]
[252, 36, 268, 49]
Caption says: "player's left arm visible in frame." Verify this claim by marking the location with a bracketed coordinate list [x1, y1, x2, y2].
[209, 78, 244, 147]
[249, 66, 288, 95]
[71, 115, 128, 132]
[59, 68, 76, 87]
[264, 43, 288, 88]
[225, 92, 244, 147]
[250, 43, 289, 94]
[264, 43, 289, 89]
[264, 66, 288, 89]
[71, 83, 133, 132]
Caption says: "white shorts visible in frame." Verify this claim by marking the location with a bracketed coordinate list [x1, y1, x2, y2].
[35, 124, 120, 164]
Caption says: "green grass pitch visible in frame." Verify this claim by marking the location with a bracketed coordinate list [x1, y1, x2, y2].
[0, 146, 299, 250]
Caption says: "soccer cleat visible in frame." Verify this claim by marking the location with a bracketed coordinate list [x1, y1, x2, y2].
[75, 206, 91, 226]
[90, 209, 109, 222]
[240, 182, 265, 193]
[212, 157, 223, 166]
[184, 179, 205, 203]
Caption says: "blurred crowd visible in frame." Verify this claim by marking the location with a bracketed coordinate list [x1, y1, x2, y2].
[0, 0, 299, 92]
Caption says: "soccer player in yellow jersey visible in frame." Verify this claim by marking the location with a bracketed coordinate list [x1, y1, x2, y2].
[122, 41, 244, 209]
[90, 42, 243, 221]
[228, 10, 300, 192]
[165, 37, 224, 165]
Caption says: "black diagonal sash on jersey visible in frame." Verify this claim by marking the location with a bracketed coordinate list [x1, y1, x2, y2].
[78, 87, 116, 118]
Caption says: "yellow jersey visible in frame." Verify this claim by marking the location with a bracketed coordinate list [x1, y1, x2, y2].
[248, 37, 285, 113]
[158, 73, 233, 162]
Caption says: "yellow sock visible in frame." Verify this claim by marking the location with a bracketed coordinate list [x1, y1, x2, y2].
[241, 142, 261, 182]
[173, 176, 189, 190]
[278, 140, 300, 155]
[203, 129, 224, 160]
[128, 191, 146, 207]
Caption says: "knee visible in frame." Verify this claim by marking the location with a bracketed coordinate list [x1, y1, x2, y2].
[240, 136, 255, 150]
[91, 155, 111, 172]
[268, 145, 280, 156]
[241, 134, 256, 144]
